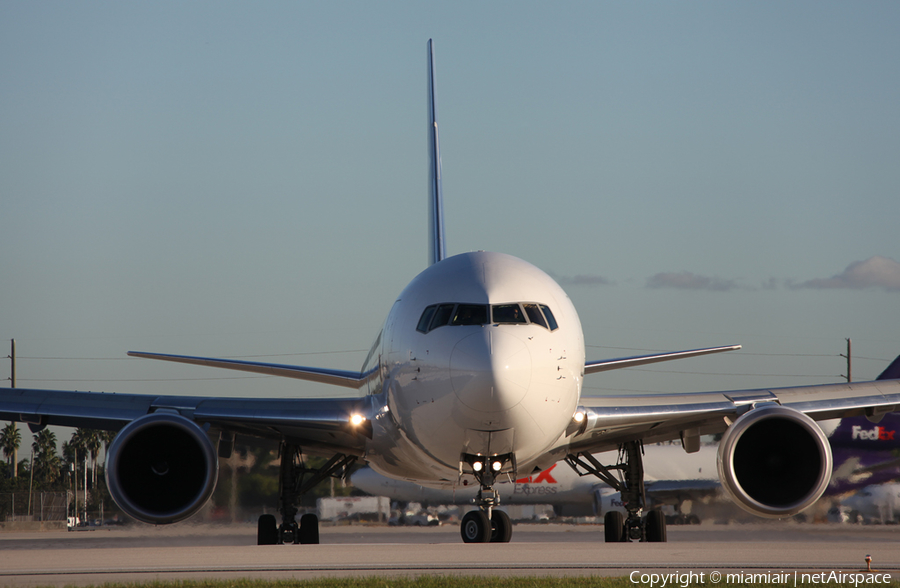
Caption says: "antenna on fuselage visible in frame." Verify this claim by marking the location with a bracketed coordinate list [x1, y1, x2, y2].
[427, 39, 446, 266]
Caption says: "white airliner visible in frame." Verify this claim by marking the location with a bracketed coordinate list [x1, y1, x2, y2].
[2, 40, 900, 545]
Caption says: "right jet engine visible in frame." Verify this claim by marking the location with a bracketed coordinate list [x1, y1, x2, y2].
[717, 404, 832, 517]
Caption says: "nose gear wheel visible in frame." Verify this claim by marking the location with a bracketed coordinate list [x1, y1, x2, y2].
[459, 461, 513, 543]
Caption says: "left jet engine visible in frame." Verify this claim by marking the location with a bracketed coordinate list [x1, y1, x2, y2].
[106, 413, 218, 524]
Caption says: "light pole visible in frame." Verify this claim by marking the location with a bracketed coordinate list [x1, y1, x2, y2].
[70, 460, 76, 527]
[83, 452, 88, 525]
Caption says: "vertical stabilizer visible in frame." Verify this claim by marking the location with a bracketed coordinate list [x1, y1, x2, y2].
[877, 355, 900, 381]
[427, 39, 446, 266]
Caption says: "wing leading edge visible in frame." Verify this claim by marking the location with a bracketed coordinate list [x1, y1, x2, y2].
[127, 351, 378, 389]
[584, 344, 741, 374]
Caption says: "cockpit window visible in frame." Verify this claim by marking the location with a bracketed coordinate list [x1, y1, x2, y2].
[417, 302, 559, 333]
[452, 304, 489, 326]
[416, 305, 437, 333]
[540, 304, 559, 331]
[492, 304, 526, 324]
[522, 303, 547, 328]
[430, 304, 456, 330]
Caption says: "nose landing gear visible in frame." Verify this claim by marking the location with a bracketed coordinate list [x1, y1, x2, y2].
[459, 457, 513, 543]
[459, 486, 513, 543]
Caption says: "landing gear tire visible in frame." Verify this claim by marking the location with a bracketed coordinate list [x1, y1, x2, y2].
[299, 513, 320, 544]
[461, 510, 492, 543]
[257, 514, 278, 545]
[644, 508, 667, 542]
[604, 511, 625, 543]
[490, 510, 512, 543]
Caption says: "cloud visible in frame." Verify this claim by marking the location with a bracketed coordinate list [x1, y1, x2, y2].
[761, 277, 785, 290]
[793, 256, 900, 292]
[646, 271, 739, 292]
[553, 256, 900, 293]
[552, 273, 614, 287]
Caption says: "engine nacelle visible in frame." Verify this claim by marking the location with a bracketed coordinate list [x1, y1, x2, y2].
[592, 487, 626, 517]
[106, 412, 218, 524]
[717, 404, 832, 518]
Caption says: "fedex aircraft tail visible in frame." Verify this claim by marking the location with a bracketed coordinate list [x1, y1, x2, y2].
[877, 355, 900, 381]
[829, 412, 900, 449]
[828, 354, 900, 449]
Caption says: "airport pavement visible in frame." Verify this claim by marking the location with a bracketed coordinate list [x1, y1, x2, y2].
[0, 522, 897, 587]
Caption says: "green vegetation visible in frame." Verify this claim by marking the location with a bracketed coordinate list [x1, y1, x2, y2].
[25, 577, 900, 588]
[1, 425, 117, 522]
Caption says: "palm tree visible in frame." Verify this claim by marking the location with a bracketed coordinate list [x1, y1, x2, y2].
[98, 430, 116, 487]
[31, 429, 61, 486]
[100, 430, 116, 463]
[69, 429, 86, 492]
[1, 422, 22, 477]
[71, 429, 102, 489]
[83, 430, 101, 489]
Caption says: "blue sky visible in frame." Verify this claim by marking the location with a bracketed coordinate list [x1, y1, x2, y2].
[1, 2, 899, 410]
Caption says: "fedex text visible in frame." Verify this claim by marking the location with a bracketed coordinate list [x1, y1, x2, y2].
[852, 425, 895, 441]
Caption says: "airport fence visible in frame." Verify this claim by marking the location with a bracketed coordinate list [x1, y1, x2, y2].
[0, 491, 70, 522]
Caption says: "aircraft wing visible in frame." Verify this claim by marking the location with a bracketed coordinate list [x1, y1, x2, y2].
[0, 387, 375, 456]
[127, 351, 379, 389]
[584, 345, 741, 374]
[569, 378, 900, 455]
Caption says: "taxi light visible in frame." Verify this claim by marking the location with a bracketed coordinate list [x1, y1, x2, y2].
[491, 460, 502, 472]
[350, 414, 365, 426]
[567, 408, 589, 437]
[472, 460, 484, 472]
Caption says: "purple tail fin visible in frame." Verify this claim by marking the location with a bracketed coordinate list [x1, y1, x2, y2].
[829, 412, 900, 448]
[877, 355, 900, 380]
[827, 355, 900, 449]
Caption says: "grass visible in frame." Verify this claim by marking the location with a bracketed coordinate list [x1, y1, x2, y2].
[37, 576, 900, 588]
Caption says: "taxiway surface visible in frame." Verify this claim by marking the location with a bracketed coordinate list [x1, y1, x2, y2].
[1, 523, 897, 587]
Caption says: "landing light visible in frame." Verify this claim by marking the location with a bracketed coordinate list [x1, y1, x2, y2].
[567, 408, 589, 436]
[349, 414, 366, 426]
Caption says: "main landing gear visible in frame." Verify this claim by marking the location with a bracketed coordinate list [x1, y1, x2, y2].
[257, 442, 356, 546]
[565, 440, 667, 543]
[460, 468, 512, 543]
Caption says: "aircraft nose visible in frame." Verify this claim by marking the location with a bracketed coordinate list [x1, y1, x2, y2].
[450, 330, 531, 412]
